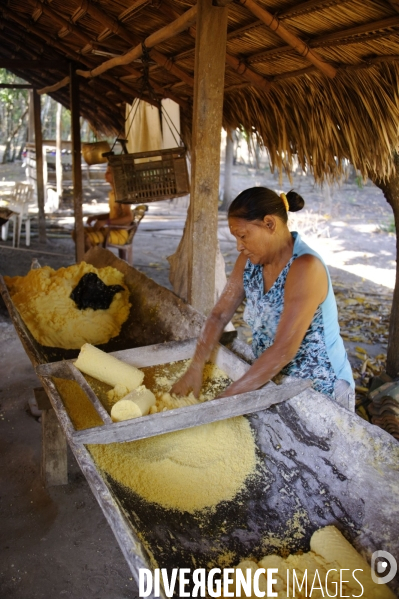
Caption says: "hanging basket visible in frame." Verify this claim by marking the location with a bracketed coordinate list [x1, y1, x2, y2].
[108, 147, 190, 204]
[81, 141, 111, 165]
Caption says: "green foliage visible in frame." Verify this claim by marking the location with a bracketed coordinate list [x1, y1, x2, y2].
[355, 174, 364, 189]
[379, 217, 396, 233]
[0, 69, 29, 142]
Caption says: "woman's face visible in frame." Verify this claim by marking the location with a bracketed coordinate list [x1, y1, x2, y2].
[228, 216, 274, 264]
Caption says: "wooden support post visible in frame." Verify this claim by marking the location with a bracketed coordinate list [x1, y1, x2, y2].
[371, 154, 399, 379]
[221, 127, 234, 211]
[34, 388, 68, 487]
[41, 409, 68, 486]
[32, 90, 46, 243]
[70, 64, 85, 263]
[187, 0, 228, 314]
[56, 102, 63, 205]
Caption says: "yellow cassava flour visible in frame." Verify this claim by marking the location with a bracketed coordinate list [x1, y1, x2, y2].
[4, 262, 130, 349]
[52, 377, 104, 430]
[88, 416, 256, 513]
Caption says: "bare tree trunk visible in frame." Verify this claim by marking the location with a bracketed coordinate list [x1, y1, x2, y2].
[1, 107, 28, 164]
[220, 127, 234, 212]
[371, 153, 399, 378]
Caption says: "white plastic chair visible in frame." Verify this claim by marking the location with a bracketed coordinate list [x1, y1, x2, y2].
[1, 183, 34, 247]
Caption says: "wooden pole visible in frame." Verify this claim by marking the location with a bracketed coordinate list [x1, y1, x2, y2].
[187, 0, 228, 314]
[70, 64, 85, 263]
[32, 90, 46, 244]
[56, 102, 63, 206]
[220, 128, 234, 211]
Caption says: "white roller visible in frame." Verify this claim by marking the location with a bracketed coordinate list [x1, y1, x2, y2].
[111, 399, 142, 422]
[110, 387, 156, 422]
[74, 343, 144, 391]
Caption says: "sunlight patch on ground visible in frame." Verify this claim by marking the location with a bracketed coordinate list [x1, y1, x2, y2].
[306, 236, 395, 289]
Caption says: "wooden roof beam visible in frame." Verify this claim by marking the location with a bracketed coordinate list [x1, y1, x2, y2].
[161, 3, 270, 93]
[247, 14, 399, 64]
[183, 22, 271, 93]
[76, 5, 197, 80]
[0, 83, 33, 88]
[224, 53, 271, 92]
[0, 31, 124, 121]
[81, 0, 194, 88]
[0, 59, 67, 69]
[27, 0, 90, 46]
[238, 0, 337, 78]
[20, 1, 192, 106]
[270, 54, 399, 83]
[386, 1, 399, 13]
[0, 49, 122, 131]
[0, 8, 150, 106]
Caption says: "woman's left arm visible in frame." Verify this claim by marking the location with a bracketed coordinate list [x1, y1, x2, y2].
[218, 254, 328, 397]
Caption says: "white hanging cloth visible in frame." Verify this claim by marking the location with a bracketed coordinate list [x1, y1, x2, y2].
[125, 100, 162, 156]
[161, 99, 181, 149]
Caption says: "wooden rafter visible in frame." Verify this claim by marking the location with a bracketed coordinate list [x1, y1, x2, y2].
[155, 3, 272, 93]
[239, 0, 337, 78]
[248, 13, 399, 64]
[0, 49, 123, 131]
[0, 59, 68, 69]
[1, 6, 188, 111]
[226, 0, 350, 42]
[79, 0, 194, 88]
[75, 6, 198, 80]
[0, 24, 126, 129]
[30, 2, 190, 108]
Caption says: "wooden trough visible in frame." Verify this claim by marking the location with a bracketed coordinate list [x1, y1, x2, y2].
[1, 247, 399, 597]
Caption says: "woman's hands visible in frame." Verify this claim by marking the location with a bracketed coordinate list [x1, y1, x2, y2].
[92, 218, 108, 231]
[86, 215, 108, 229]
[171, 362, 204, 398]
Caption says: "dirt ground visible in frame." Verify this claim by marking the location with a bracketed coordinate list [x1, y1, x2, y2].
[0, 157, 396, 598]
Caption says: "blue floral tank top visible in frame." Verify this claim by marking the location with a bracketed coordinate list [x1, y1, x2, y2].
[243, 236, 340, 397]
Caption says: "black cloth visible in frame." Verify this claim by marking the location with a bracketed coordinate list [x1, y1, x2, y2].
[70, 272, 124, 310]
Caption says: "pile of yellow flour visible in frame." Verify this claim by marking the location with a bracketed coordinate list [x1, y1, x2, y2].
[89, 416, 256, 513]
[5, 262, 130, 349]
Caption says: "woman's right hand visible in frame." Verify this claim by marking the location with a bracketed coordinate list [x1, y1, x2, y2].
[171, 363, 204, 398]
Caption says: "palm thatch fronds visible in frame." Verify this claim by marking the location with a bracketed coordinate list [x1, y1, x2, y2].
[2, 0, 399, 181]
[224, 63, 399, 182]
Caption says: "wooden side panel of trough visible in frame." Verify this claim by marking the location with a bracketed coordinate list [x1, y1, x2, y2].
[37, 371, 158, 597]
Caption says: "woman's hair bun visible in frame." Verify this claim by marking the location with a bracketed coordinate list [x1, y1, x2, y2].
[286, 190, 305, 212]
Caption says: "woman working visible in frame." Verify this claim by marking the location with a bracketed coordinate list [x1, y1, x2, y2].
[172, 187, 355, 410]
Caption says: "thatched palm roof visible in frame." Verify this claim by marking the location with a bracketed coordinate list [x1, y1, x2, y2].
[2, 0, 399, 180]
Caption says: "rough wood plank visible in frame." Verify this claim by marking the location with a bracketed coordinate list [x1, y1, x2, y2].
[36, 372, 158, 597]
[72, 379, 312, 445]
[34, 386, 51, 410]
[187, 0, 229, 315]
[70, 65, 85, 263]
[67, 363, 112, 424]
[41, 408, 68, 486]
